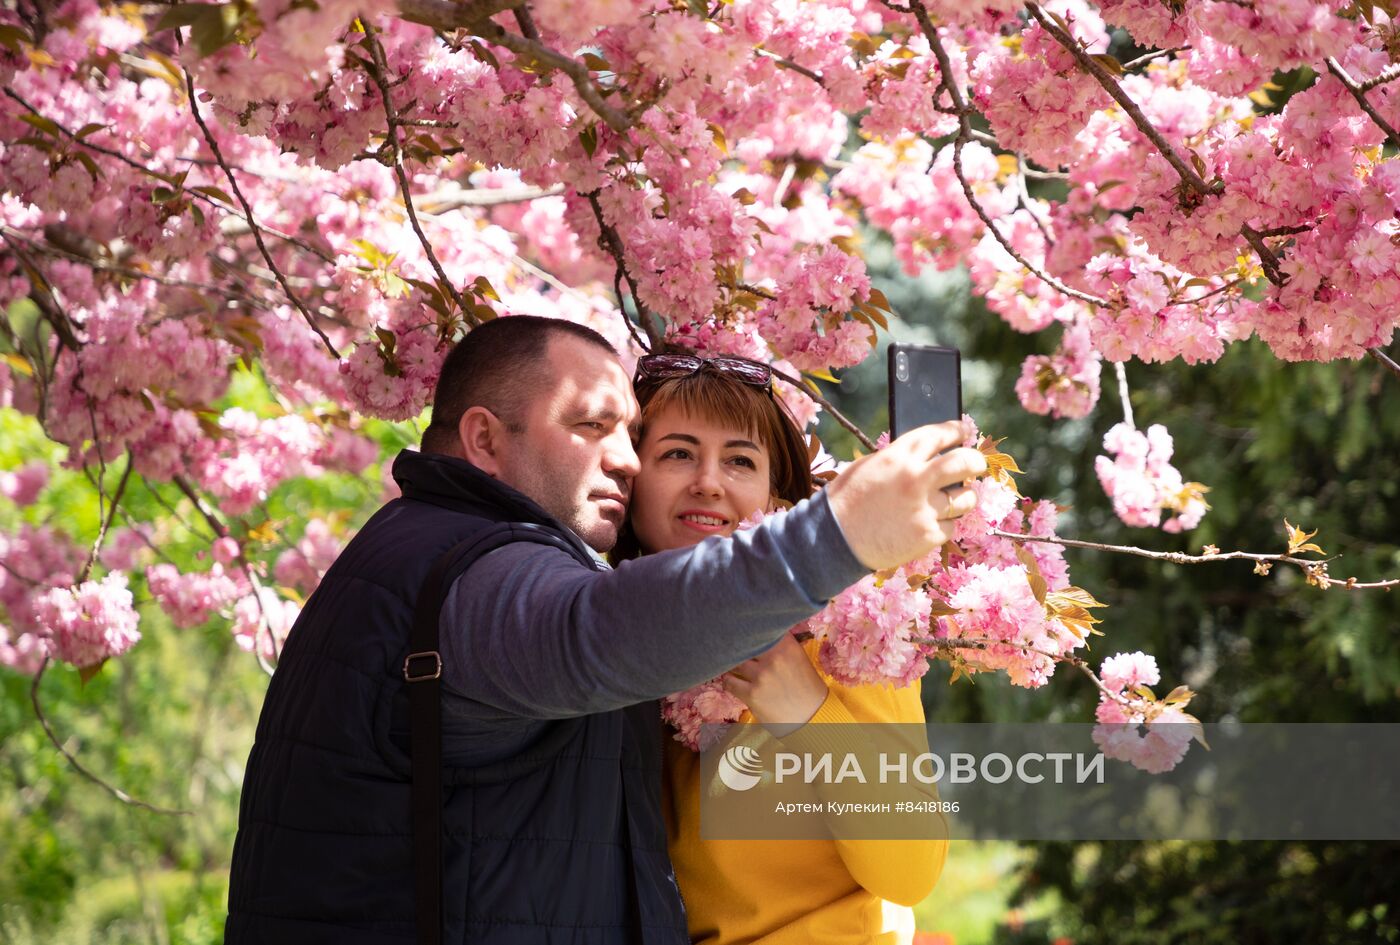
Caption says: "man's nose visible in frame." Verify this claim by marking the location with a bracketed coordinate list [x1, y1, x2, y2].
[602, 428, 640, 481]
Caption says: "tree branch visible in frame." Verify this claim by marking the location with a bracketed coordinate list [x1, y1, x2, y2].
[360, 22, 481, 328]
[990, 529, 1400, 590]
[1326, 57, 1400, 152]
[78, 452, 133, 584]
[1367, 346, 1400, 382]
[1024, 3, 1220, 198]
[769, 365, 879, 452]
[583, 189, 663, 351]
[403, 0, 630, 134]
[182, 71, 342, 359]
[755, 48, 825, 86]
[3, 85, 332, 264]
[29, 658, 192, 815]
[1113, 361, 1134, 429]
[397, 0, 526, 29]
[473, 22, 633, 132]
[907, 0, 1107, 308]
[172, 475, 280, 673]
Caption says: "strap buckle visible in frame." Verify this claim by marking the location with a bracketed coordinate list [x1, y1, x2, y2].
[403, 650, 442, 683]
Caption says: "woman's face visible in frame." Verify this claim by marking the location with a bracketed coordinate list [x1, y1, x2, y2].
[629, 404, 773, 554]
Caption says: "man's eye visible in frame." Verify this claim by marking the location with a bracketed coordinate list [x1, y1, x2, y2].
[578, 421, 605, 431]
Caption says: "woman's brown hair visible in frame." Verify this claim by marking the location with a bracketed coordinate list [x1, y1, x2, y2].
[609, 367, 816, 563]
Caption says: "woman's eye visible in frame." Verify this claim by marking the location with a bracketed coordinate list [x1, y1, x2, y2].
[730, 456, 757, 469]
[661, 448, 692, 460]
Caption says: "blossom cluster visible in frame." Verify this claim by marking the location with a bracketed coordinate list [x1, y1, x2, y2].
[1095, 422, 1210, 532]
[1092, 650, 1197, 774]
[30, 572, 142, 669]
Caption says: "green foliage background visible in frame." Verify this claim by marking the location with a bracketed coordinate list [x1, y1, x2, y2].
[823, 239, 1400, 944]
[2, 244, 1399, 943]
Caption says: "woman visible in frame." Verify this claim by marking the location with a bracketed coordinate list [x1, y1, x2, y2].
[617, 353, 948, 945]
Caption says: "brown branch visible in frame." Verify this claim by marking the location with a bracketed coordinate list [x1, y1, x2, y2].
[182, 71, 342, 359]
[402, 0, 631, 134]
[3, 85, 332, 264]
[990, 529, 1400, 590]
[78, 452, 133, 584]
[397, 0, 526, 29]
[172, 475, 279, 672]
[511, 4, 540, 40]
[1358, 63, 1400, 93]
[1024, 3, 1220, 198]
[755, 48, 825, 86]
[1239, 224, 1286, 286]
[3, 225, 267, 306]
[1368, 346, 1400, 382]
[417, 184, 564, 210]
[475, 23, 633, 133]
[1122, 45, 1188, 71]
[916, 635, 1132, 707]
[361, 22, 481, 329]
[1326, 57, 1400, 151]
[583, 189, 663, 351]
[29, 658, 192, 815]
[906, 0, 1107, 307]
[769, 365, 878, 452]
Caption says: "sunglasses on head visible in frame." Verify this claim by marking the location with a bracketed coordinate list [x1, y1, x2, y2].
[633, 354, 774, 391]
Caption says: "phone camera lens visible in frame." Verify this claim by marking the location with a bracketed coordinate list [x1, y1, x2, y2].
[895, 352, 909, 382]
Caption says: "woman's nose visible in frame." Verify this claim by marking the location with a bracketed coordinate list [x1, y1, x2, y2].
[689, 463, 723, 497]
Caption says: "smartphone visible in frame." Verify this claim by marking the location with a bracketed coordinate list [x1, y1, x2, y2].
[888, 343, 962, 440]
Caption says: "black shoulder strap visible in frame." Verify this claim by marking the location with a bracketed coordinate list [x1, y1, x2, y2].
[404, 541, 468, 945]
[403, 526, 613, 945]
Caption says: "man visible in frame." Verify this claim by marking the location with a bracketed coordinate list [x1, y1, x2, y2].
[225, 316, 985, 944]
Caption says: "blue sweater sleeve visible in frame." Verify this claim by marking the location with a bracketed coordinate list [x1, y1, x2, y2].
[438, 489, 868, 720]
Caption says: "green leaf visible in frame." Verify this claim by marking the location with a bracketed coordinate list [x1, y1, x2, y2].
[13, 135, 55, 153]
[375, 326, 397, 354]
[19, 113, 61, 138]
[578, 124, 598, 159]
[190, 3, 243, 58]
[151, 186, 180, 203]
[75, 151, 102, 181]
[1090, 53, 1124, 77]
[78, 660, 107, 684]
[155, 3, 222, 30]
[74, 122, 107, 139]
[0, 23, 34, 52]
[191, 184, 235, 205]
[581, 52, 611, 72]
[470, 275, 499, 301]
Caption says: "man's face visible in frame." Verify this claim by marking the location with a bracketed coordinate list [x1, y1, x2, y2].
[493, 336, 640, 551]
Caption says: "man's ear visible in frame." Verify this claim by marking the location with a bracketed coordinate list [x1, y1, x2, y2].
[458, 406, 509, 477]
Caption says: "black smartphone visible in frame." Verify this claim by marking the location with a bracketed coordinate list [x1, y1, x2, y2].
[888, 343, 962, 440]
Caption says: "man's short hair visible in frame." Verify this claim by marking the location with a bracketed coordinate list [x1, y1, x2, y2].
[421, 315, 617, 455]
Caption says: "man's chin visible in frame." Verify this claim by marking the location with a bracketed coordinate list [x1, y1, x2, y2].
[575, 517, 620, 553]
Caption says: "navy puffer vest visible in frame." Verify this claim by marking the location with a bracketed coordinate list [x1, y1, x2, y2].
[225, 451, 689, 945]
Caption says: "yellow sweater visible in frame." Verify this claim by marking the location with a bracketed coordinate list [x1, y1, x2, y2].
[662, 638, 948, 945]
